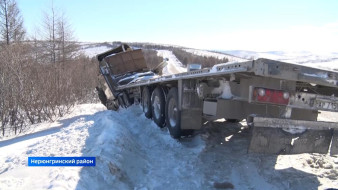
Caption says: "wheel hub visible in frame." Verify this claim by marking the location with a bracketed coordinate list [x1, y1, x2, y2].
[153, 96, 161, 119]
[168, 98, 177, 126]
[143, 93, 149, 112]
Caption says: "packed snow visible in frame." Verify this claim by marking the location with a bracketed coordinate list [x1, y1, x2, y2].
[1, 104, 337, 189]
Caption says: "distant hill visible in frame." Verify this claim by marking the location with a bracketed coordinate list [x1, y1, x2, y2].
[79, 42, 338, 71]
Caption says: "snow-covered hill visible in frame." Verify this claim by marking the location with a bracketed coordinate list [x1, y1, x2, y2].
[184, 48, 248, 62]
[79, 42, 338, 71]
[79, 42, 114, 58]
[222, 50, 338, 70]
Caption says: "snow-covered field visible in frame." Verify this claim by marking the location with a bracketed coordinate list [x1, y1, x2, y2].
[1, 104, 337, 190]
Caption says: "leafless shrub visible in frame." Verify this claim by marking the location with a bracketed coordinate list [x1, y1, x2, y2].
[0, 3, 98, 136]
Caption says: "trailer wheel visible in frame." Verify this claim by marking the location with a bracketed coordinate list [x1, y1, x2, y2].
[106, 99, 119, 111]
[151, 87, 165, 127]
[117, 94, 125, 108]
[165, 87, 181, 138]
[142, 87, 152, 118]
[122, 92, 131, 107]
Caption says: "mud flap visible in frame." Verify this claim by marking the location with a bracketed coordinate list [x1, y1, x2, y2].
[248, 117, 336, 154]
[330, 129, 338, 156]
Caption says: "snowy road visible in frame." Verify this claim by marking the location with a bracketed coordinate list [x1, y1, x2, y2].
[0, 104, 338, 190]
[157, 50, 187, 75]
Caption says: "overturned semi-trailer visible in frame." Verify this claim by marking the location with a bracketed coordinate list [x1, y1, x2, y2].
[95, 44, 338, 155]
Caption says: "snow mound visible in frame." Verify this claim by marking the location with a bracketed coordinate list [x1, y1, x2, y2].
[0, 104, 205, 190]
[1, 103, 337, 189]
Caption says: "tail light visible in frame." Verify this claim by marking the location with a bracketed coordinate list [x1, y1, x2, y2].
[252, 87, 289, 105]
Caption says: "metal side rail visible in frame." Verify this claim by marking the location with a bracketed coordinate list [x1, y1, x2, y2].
[115, 61, 252, 90]
[248, 116, 338, 155]
[253, 59, 338, 88]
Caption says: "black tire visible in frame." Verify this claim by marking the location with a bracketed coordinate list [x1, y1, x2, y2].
[151, 87, 166, 127]
[106, 99, 119, 111]
[113, 99, 119, 110]
[117, 94, 125, 108]
[95, 87, 107, 106]
[122, 92, 131, 107]
[165, 87, 181, 138]
[142, 87, 152, 118]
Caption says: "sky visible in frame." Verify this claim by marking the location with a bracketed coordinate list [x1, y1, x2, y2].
[17, 0, 338, 52]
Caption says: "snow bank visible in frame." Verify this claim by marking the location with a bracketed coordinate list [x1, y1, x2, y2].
[1, 103, 337, 189]
[0, 104, 205, 190]
[0, 104, 106, 190]
[80, 106, 206, 189]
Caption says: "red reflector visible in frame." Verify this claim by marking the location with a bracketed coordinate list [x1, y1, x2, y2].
[253, 88, 289, 105]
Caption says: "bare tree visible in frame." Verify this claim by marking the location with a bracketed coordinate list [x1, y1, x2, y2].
[39, 3, 80, 116]
[0, 0, 25, 45]
[0, 1, 98, 136]
[0, 0, 26, 136]
[41, 3, 57, 64]
[57, 13, 78, 63]
[0, 44, 30, 135]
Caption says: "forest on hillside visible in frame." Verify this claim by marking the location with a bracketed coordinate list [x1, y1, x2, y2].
[130, 42, 229, 68]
